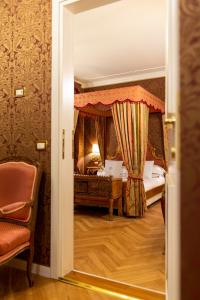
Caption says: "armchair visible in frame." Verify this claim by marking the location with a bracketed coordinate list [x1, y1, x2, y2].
[0, 158, 41, 286]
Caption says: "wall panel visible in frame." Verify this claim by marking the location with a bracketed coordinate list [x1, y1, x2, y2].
[0, 0, 51, 266]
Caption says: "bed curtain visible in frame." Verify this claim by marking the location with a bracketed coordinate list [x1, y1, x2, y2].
[74, 108, 79, 132]
[112, 102, 149, 217]
[95, 116, 105, 165]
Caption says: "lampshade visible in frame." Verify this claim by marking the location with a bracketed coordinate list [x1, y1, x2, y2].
[92, 144, 100, 154]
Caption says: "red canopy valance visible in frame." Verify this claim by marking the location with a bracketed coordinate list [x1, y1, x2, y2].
[75, 85, 165, 113]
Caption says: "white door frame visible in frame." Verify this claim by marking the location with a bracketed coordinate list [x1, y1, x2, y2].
[166, 0, 180, 299]
[51, 0, 75, 278]
[51, 0, 120, 280]
[51, 0, 180, 298]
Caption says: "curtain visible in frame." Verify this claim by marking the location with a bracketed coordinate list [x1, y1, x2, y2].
[162, 114, 169, 171]
[95, 116, 105, 166]
[112, 102, 149, 217]
[73, 108, 79, 171]
[74, 108, 79, 132]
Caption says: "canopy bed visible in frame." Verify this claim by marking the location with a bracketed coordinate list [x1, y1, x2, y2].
[74, 85, 166, 218]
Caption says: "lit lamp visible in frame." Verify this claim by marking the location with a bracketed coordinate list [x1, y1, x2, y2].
[92, 144, 100, 155]
[92, 143, 100, 165]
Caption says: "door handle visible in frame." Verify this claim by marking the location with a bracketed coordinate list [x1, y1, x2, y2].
[165, 117, 176, 125]
[164, 115, 176, 160]
[171, 147, 176, 160]
[62, 129, 65, 160]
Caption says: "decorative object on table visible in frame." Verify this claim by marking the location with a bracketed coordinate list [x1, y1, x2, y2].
[91, 144, 100, 164]
[86, 144, 102, 175]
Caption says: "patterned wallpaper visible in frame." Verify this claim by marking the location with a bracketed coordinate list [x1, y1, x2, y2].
[148, 113, 165, 159]
[0, 0, 51, 266]
[180, 1, 200, 298]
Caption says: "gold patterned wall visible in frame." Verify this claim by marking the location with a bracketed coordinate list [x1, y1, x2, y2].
[0, 0, 51, 266]
[180, 1, 200, 298]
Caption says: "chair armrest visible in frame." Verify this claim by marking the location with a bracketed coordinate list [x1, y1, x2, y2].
[0, 201, 33, 216]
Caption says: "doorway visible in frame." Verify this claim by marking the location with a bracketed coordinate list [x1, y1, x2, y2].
[51, 0, 180, 299]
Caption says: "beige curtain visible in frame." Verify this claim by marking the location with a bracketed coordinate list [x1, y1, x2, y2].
[95, 116, 105, 165]
[73, 108, 79, 171]
[74, 108, 79, 132]
[112, 102, 149, 217]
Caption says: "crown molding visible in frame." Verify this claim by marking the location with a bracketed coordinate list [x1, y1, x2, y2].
[75, 67, 166, 89]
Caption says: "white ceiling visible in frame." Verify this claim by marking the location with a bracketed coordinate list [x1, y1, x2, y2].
[73, 0, 166, 88]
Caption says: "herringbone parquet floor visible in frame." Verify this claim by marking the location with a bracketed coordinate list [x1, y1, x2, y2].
[0, 266, 117, 300]
[74, 202, 165, 292]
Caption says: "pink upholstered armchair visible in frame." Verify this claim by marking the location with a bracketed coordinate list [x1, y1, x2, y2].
[0, 158, 41, 286]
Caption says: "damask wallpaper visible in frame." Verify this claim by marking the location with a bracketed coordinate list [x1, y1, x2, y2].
[0, 0, 51, 266]
[180, 1, 200, 298]
[148, 113, 165, 159]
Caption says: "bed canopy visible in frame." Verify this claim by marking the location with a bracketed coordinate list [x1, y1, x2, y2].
[74, 86, 165, 217]
[75, 85, 164, 113]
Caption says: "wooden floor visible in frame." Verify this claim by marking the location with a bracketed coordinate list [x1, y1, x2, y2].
[0, 266, 117, 300]
[74, 202, 165, 292]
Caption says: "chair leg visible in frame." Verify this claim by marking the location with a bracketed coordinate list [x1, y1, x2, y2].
[27, 248, 34, 287]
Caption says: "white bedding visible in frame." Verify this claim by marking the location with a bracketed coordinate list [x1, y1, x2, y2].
[144, 176, 165, 191]
[122, 175, 165, 206]
[97, 162, 165, 205]
[98, 162, 165, 189]
[122, 174, 165, 190]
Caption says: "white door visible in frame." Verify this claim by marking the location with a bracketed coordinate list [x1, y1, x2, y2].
[166, 0, 180, 299]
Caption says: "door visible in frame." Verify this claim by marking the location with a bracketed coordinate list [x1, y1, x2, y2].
[51, 1, 181, 299]
[165, 0, 180, 299]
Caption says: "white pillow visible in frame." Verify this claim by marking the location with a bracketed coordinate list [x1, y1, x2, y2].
[97, 167, 106, 176]
[152, 165, 165, 176]
[143, 161, 154, 179]
[120, 166, 128, 180]
[104, 160, 123, 177]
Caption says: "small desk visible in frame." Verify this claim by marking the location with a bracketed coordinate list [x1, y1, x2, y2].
[74, 175, 122, 220]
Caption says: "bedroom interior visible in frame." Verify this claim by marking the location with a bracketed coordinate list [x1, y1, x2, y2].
[71, 0, 167, 293]
[1, 0, 200, 298]
[73, 85, 166, 292]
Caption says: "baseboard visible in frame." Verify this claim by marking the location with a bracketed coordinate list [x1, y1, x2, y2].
[7, 258, 51, 278]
